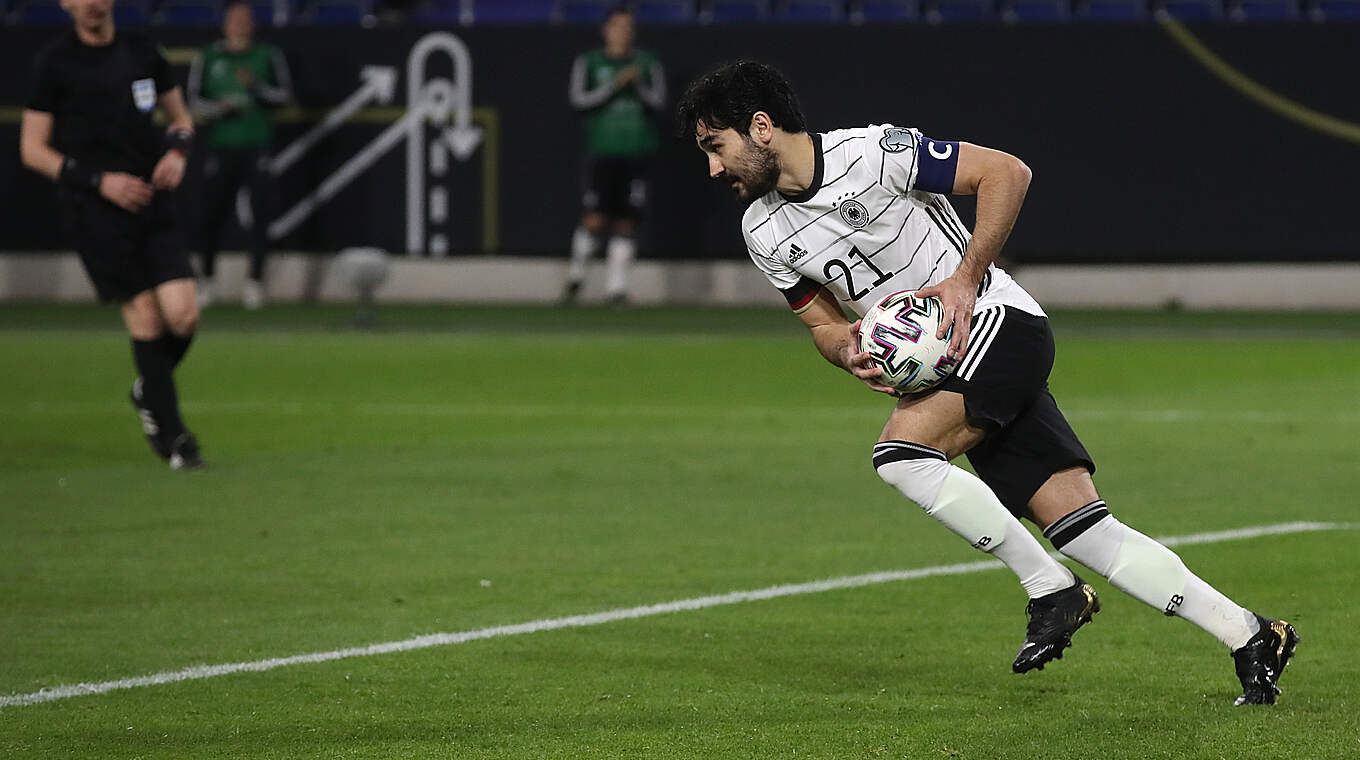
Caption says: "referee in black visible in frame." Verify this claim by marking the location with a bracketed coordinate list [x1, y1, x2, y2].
[20, 0, 204, 469]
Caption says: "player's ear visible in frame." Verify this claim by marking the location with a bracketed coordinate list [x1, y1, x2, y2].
[748, 112, 774, 145]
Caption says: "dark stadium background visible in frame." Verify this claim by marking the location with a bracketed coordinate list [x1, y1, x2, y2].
[2, 14, 1357, 264]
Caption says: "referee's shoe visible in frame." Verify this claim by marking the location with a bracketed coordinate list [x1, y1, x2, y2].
[169, 432, 203, 470]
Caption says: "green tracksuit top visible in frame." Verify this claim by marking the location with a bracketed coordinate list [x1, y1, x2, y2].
[568, 48, 666, 158]
[188, 41, 292, 150]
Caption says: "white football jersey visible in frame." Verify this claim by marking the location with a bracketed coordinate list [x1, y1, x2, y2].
[742, 125, 1043, 319]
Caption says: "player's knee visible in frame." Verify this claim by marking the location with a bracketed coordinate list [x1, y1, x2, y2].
[166, 302, 199, 336]
[581, 213, 606, 235]
[872, 440, 952, 508]
[121, 294, 165, 339]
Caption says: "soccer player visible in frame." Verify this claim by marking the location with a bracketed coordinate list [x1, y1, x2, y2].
[563, 5, 665, 305]
[20, 0, 204, 469]
[677, 61, 1298, 705]
[188, 0, 292, 310]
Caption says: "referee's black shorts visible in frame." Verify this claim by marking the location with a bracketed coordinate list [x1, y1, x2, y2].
[937, 305, 1095, 517]
[63, 190, 193, 303]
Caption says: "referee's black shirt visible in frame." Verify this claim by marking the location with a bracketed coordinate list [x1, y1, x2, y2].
[28, 30, 177, 179]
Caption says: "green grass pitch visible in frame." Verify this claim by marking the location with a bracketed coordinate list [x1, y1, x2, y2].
[1, 304, 1358, 759]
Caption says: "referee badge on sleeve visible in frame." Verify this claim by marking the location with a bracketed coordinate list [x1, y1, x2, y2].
[131, 78, 156, 112]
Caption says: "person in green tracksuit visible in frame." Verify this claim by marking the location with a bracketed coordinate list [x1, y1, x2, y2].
[563, 6, 665, 305]
[187, 1, 291, 309]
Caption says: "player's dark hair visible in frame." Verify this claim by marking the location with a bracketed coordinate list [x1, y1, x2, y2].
[676, 60, 807, 140]
[604, 4, 632, 20]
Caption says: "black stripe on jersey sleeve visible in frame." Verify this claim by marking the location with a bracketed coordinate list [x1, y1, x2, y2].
[924, 205, 966, 256]
[781, 276, 823, 313]
[931, 196, 971, 250]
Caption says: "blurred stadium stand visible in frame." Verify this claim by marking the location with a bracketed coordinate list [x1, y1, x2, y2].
[924, 0, 995, 21]
[1227, 0, 1298, 17]
[1001, 0, 1070, 21]
[153, 0, 224, 26]
[698, 0, 771, 21]
[1310, 0, 1360, 17]
[850, 0, 922, 21]
[304, 0, 375, 24]
[635, 0, 695, 21]
[5, 0, 1356, 23]
[1075, 0, 1149, 19]
[1157, 0, 1223, 19]
[775, 0, 846, 21]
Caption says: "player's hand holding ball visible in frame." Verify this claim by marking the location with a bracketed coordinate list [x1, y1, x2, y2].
[99, 172, 153, 212]
[857, 292, 960, 395]
[846, 319, 901, 396]
[914, 274, 977, 361]
[151, 150, 186, 191]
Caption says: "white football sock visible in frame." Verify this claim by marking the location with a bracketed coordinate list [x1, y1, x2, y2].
[1046, 501, 1260, 650]
[605, 235, 635, 299]
[874, 441, 1075, 599]
[567, 226, 599, 285]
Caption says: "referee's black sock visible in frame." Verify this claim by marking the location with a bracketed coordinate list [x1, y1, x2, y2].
[159, 331, 195, 370]
[131, 339, 187, 441]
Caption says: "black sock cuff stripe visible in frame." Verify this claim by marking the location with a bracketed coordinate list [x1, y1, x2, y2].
[1044, 500, 1110, 549]
[873, 441, 947, 469]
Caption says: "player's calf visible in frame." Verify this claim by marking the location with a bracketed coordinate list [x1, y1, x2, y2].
[873, 441, 1075, 600]
[1044, 500, 1260, 651]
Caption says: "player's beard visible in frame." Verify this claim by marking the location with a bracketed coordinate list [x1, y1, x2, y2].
[727, 137, 780, 205]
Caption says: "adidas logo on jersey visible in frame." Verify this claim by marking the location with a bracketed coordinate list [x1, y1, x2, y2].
[788, 243, 807, 263]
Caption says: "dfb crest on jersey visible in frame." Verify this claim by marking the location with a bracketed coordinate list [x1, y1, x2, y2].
[839, 199, 869, 229]
[131, 78, 156, 113]
[879, 127, 915, 154]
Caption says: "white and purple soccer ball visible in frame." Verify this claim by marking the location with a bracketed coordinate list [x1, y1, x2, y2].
[857, 291, 959, 394]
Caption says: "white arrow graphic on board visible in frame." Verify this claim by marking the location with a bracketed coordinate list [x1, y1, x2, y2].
[270, 65, 398, 176]
[267, 79, 457, 242]
[259, 32, 481, 248]
[407, 32, 481, 255]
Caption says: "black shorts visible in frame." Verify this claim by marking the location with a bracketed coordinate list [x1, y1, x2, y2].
[581, 155, 649, 219]
[937, 305, 1095, 516]
[63, 190, 193, 303]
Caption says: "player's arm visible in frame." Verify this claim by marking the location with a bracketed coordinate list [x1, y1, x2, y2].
[792, 283, 898, 395]
[18, 109, 62, 181]
[635, 58, 665, 111]
[255, 46, 294, 106]
[20, 109, 152, 212]
[568, 55, 616, 111]
[914, 142, 1031, 360]
[151, 87, 194, 191]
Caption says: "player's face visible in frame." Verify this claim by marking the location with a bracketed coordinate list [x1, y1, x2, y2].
[224, 3, 253, 42]
[602, 13, 634, 51]
[696, 123, 780, 204]
[61, 0, 113, 29]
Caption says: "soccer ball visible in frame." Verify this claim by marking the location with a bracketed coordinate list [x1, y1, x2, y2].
[858, 291, 959, 394]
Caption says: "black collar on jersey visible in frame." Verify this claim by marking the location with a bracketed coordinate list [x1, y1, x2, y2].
[779, 131, 824, 204]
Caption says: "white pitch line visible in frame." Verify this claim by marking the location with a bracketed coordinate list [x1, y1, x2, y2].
[1, 520, 1347, 709]
[9, 400, 1360, 426]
